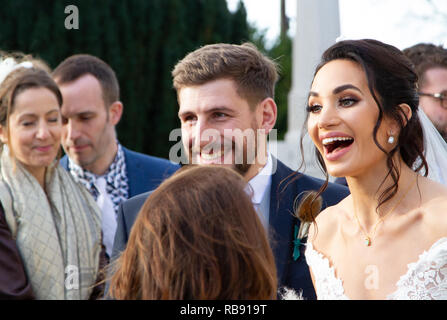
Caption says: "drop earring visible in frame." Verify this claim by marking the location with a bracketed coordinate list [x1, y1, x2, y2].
[387, 135, 395, 144]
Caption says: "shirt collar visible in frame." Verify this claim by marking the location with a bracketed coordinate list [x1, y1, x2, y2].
[247, 153, 273, 205]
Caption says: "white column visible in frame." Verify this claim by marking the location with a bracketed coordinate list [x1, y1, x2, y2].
[272, 0, 340, 180]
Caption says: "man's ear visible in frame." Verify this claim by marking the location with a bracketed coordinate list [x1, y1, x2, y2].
[108, 101, 123, 126]
[0, 125, 7, 144]
[257, 97, 277, 133]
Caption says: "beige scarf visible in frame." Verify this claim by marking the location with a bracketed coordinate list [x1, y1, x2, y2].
[0, 148, 101, 299]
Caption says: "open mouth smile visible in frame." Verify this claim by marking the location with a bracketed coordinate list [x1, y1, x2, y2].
[200, 150, 223, 161]
[322, 136, 354, 161]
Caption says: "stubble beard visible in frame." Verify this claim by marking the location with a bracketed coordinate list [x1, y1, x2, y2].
[71, 123, 114, 172]
[186, 126, 259, 178]
[431, 119, 447, 142]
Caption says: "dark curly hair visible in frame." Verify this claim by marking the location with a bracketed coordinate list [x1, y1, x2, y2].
[300, 39, 428, 220]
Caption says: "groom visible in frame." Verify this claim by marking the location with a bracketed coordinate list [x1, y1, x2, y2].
[111, 43, 349, 299]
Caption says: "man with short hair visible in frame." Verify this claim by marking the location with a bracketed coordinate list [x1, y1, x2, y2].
[53, 55, 179, 259]
[403, 43, 447, 142]
[112, 43, 349, 299]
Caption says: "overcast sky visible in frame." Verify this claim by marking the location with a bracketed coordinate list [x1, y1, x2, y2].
[227, 0, 447, 50]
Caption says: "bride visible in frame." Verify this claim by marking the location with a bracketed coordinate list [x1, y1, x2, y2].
[302, 39, 447, 300]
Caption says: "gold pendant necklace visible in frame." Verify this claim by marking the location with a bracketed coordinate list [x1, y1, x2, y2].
[364, 236, 371, 247]
[353, 177, 417, 247]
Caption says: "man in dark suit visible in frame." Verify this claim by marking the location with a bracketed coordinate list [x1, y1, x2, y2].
[53, 55, 179, 259]
[112, 43, 349, 299]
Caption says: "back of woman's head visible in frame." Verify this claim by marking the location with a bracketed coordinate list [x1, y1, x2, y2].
[109, 165, 277, 300]
[305, 39, 428, 209]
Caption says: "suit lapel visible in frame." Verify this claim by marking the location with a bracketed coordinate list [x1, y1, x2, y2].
[268, 159, 298, 286]
[122, 147, 142, 197]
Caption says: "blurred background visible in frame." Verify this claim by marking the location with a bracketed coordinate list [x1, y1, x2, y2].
[228, 0, 447, 50]
[0, 0, 445, 165]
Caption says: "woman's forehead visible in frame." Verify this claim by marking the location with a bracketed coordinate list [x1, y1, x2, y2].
[312, 59, 367, 92]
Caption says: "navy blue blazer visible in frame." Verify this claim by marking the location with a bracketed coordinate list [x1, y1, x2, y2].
[111, 159, 349, 299]
[268, 159, 349, 299]
[60, 146, 179, 198]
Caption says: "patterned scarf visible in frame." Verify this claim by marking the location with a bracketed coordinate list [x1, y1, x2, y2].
[0, 148, 102, 300]
[68, 143, 129, 215]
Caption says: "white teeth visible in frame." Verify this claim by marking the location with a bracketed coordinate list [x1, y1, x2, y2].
[200, 150, 223, 160]
[322, 137, 354, 145]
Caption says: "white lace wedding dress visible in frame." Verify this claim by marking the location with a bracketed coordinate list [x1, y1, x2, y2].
[305, 237, 447, 300]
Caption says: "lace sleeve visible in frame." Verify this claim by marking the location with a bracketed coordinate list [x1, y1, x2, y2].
[388, 238, 447, 300]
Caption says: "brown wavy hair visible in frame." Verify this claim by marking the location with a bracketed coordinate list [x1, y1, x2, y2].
[108, 165, 277, 300]
[299, 39, 429, 221]
[52, 54, 119, 109]
[172, 42, 278, 109]
[0, 54, 62, 159]
[403, 43, 447, 89]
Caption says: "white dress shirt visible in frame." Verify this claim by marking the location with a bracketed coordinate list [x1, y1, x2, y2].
[95, 176, 117, 258]
[247, 153, 273, 232]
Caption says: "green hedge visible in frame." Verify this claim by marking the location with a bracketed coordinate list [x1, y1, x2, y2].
[0, 0, 252, 158]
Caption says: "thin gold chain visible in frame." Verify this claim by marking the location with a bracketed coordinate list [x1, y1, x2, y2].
[353, 177, 417, 246]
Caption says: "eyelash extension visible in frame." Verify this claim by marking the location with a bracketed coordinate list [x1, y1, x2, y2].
[306, 105, 321, 113]
[339, 97, 358, 107]
[306, 96, 358, 113]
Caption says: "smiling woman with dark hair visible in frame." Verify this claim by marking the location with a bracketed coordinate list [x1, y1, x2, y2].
[300, 39, 447, 300]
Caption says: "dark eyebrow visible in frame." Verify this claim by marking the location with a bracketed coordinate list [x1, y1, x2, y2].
[61, 109, 95, 118]
[206, 106, 234, 114]
[78, 111, 95, 116]
[309, 84, 362, 97]
[178, 110, 193, 118]
[178, 106, 234, 118]
[333, 84, 362, 95]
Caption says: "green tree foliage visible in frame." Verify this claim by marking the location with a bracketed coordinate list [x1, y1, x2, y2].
[269, 35, 292, 140]
[250, 27, 292, 141]
[0, 0, 250, 158]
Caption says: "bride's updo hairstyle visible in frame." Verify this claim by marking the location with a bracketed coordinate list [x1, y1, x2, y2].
[299, 39, 429, 222]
